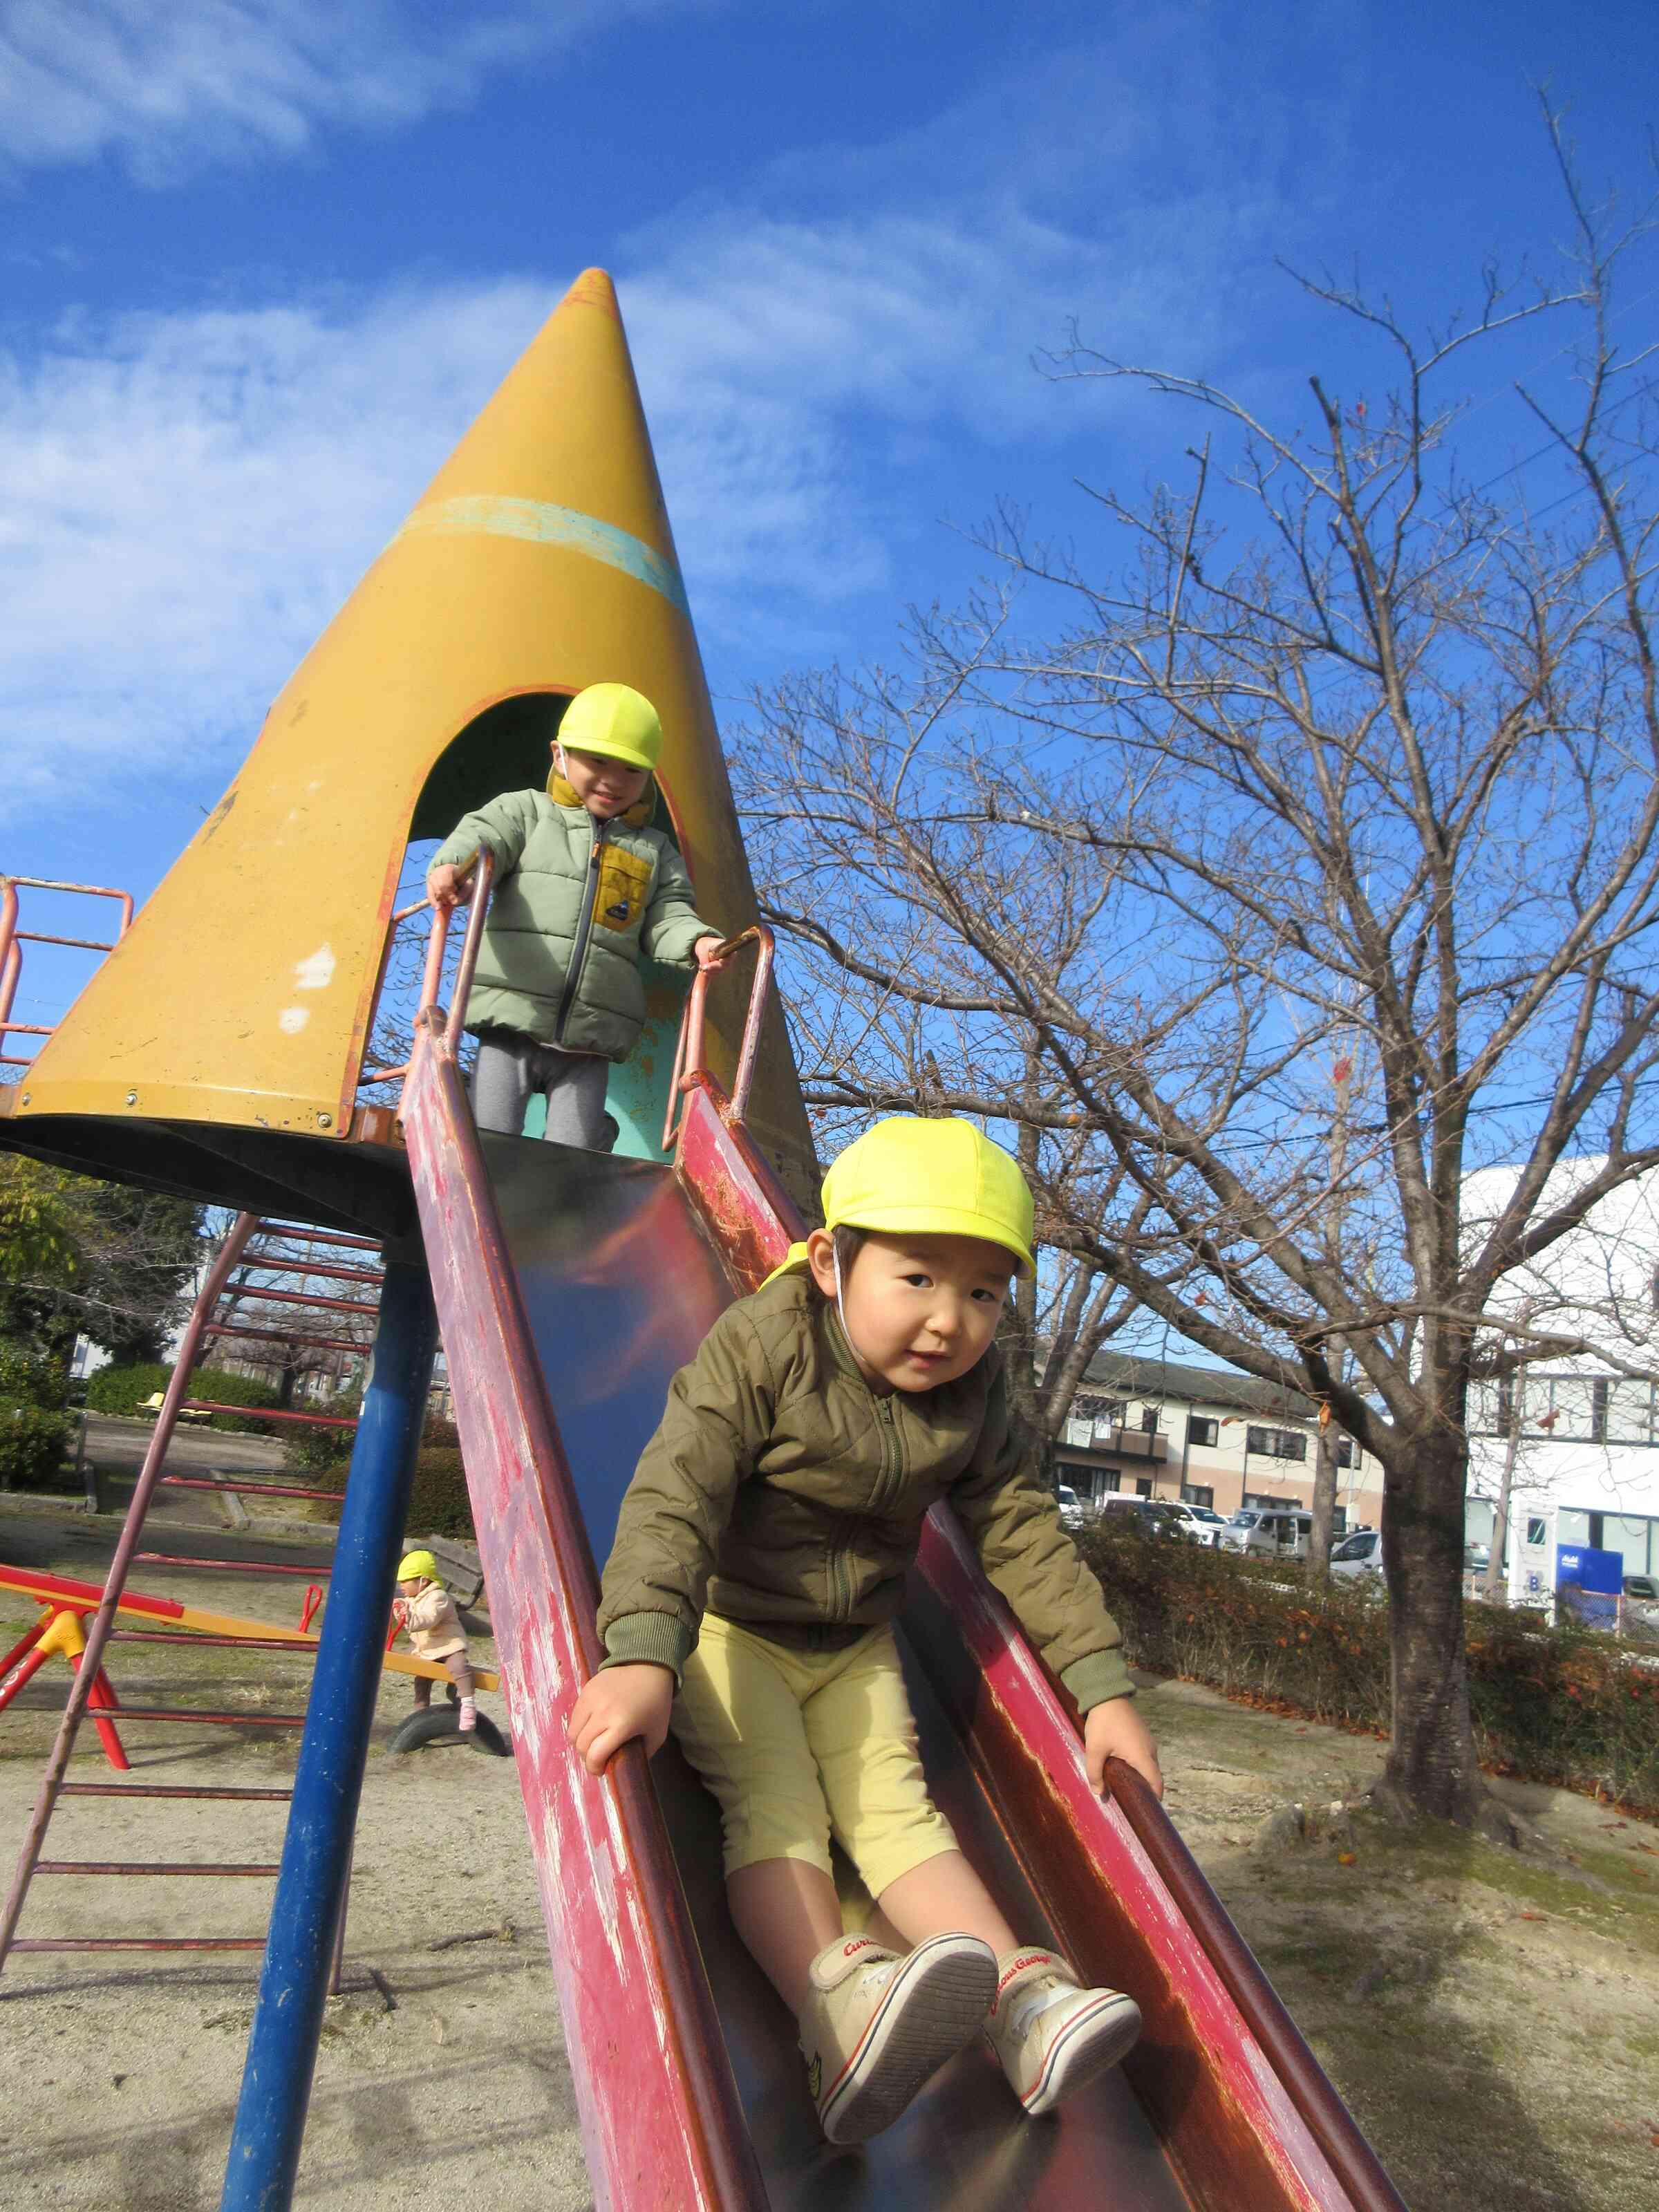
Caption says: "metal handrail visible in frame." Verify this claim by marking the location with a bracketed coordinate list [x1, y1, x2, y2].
[0, 876, 135, 1067]
[662, 926, 775, 1152]
[394, 849, 496, 1072]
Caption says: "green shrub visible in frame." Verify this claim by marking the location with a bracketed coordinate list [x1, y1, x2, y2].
[85, 1360, 171, 1416]
[0, 1403, 71, 1488]
[283, 1396, 359, 1473]
[286, 1405, 458, 1477]
[0, 1341, 66, 1411]
[84, 1360, 281, 1433]
[405, 1447, 475, 1539]
[1075, 1523, 1659, 1815]
[189, 1367, 281, 1434]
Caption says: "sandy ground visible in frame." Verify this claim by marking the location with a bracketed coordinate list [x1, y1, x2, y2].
[1, 1490, 1656, 2211]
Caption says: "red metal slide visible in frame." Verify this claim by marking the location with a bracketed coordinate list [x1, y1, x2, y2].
[399, 1002, 1406, 2212]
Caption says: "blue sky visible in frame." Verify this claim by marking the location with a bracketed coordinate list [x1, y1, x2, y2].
[3, 0, 1658, 1016]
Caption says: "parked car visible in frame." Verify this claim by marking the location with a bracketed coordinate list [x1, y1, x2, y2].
[1160, 1500, 1226, 1546]
[1096, 1495, 1182, 1537]
[1330, 1528, 1384, 1582]
[1056, 1484, 1087, 1531]
[1218, 1508, 1314, 1561]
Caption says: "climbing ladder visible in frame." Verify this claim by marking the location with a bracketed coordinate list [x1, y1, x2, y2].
[0, 1214, 375, 1974]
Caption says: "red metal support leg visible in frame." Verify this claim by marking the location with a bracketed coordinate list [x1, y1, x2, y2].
[77, 1660, 129, 1772]
[0, 1622, 46, 1679]
[0, 1642, 52, 1715]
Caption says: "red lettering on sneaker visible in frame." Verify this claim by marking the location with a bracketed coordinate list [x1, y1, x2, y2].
[993, 1953, 1058, 2010]
[843, 1938, 877, 1960]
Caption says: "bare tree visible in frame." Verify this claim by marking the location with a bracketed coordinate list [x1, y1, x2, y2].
[735, 113, 1659, 1829]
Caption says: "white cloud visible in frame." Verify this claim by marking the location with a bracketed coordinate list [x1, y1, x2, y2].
[0, 1, 713, 180]
[0, 32, 1297, 814]
[0, 281, 551, 803]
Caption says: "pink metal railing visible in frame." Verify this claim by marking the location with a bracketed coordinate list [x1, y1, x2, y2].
[0, 876, 134, 1067]
[662, 925, 774, 1151]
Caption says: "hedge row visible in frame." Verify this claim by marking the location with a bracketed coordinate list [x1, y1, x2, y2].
[1075, 1523, 1659, 1815]
[302, 1423, 474, 1541]
[86, 1362, 283, 1433]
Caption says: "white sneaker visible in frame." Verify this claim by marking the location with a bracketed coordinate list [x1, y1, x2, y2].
[983, 1948, 1142, 2116]
[798, 1931, 997, 2144]
[458, 1696, 477, 1733]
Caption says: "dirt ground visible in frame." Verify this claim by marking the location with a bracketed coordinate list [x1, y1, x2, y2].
[1, 1489, 1656, 2211]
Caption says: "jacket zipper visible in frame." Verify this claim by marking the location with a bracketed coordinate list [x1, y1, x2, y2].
[552, 815, 608, 1046]
[872, 1393, 901, 1514]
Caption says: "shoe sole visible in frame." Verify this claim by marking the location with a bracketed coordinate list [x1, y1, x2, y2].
[1019, 1991, 1143, 2116]
[819, 1935, 998, 2146]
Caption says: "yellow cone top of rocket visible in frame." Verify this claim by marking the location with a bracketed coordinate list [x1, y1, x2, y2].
[2, 268, 815, 1226]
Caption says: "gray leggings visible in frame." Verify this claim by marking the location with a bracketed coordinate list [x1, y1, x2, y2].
[413, 1653, 474, 1707]
[470, 1031, 617, 1151]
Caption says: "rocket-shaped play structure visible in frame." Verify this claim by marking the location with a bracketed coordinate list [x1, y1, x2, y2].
[0, 272, 1405, 2212]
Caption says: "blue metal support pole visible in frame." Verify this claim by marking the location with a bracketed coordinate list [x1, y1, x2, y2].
[221, 1257, 438, 2211]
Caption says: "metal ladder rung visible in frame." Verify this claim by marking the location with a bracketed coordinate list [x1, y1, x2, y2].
[36, 1860, 279, 1877]
[10, 1936, 268, 1953]
[92, 1706, 308, 1727]
[59, 1783, 293, 1801]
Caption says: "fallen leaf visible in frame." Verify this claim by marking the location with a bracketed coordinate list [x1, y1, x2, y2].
[1519, 1911, 1545, 1922]
[1336, 1851, 1356, 1866]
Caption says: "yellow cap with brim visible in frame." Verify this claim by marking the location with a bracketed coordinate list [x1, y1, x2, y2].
[557, 682, 662, 772]
[762, 1117, 1035, 1286]
[397, 1550, 441, 1584]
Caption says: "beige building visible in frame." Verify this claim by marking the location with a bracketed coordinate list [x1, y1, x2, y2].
[1053, 1351, 1385, 1533]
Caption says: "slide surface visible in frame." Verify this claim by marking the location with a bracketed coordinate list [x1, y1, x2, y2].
[401, 1031, 1403, 2212]
[480, 1131, 1192, 2209]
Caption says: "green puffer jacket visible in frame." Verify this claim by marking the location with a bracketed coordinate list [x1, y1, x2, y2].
[429, 778, 711, 1060]
[597, 1271, 1134, 1714]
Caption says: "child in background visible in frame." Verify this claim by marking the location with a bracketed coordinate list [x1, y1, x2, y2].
[393, 1550, 476, 1734]
[427, 682, 726, 1152]
[567, 1118, 1161, 2146]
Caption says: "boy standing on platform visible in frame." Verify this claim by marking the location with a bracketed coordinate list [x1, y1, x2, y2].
[427, 683, 725, 1151]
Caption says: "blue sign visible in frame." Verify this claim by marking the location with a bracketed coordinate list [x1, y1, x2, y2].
[1556, 1544, 1624, 1629]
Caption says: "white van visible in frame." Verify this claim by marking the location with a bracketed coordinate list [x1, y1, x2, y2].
[1219, 1507, 1313, 1561]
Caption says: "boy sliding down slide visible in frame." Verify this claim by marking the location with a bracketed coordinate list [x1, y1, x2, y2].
[568, 1117, 1160, 2145]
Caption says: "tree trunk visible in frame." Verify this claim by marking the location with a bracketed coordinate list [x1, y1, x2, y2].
[1376, 1430, 1494, 1830]
[1309, 1414, 1338, 1584]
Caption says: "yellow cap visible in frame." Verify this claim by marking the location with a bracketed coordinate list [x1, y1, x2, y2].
[557, 682, 662, 771]
[760, 1120, 1035, 1288]
[397, 1550, 441, 1584]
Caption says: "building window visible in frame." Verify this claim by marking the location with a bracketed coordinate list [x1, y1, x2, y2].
[1187, 1415, 1219, 1448]
[1335, 1436, 1356, 1468]
[1181, 1483, 1215, 1508]
[1591, 1380, 1609, 1444]
[1526, 1517, 1548, 1547]
[1331, 1506, 1348, 1534]
[1134, 1477, 1153, 1498]
[1139, 1405, 1160, 1434]
[1100, 1470, 1121, 1494]
[1246, 1425, 1308, 1462]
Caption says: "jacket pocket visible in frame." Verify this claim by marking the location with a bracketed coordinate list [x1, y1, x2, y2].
[594, 845, 655, 932]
